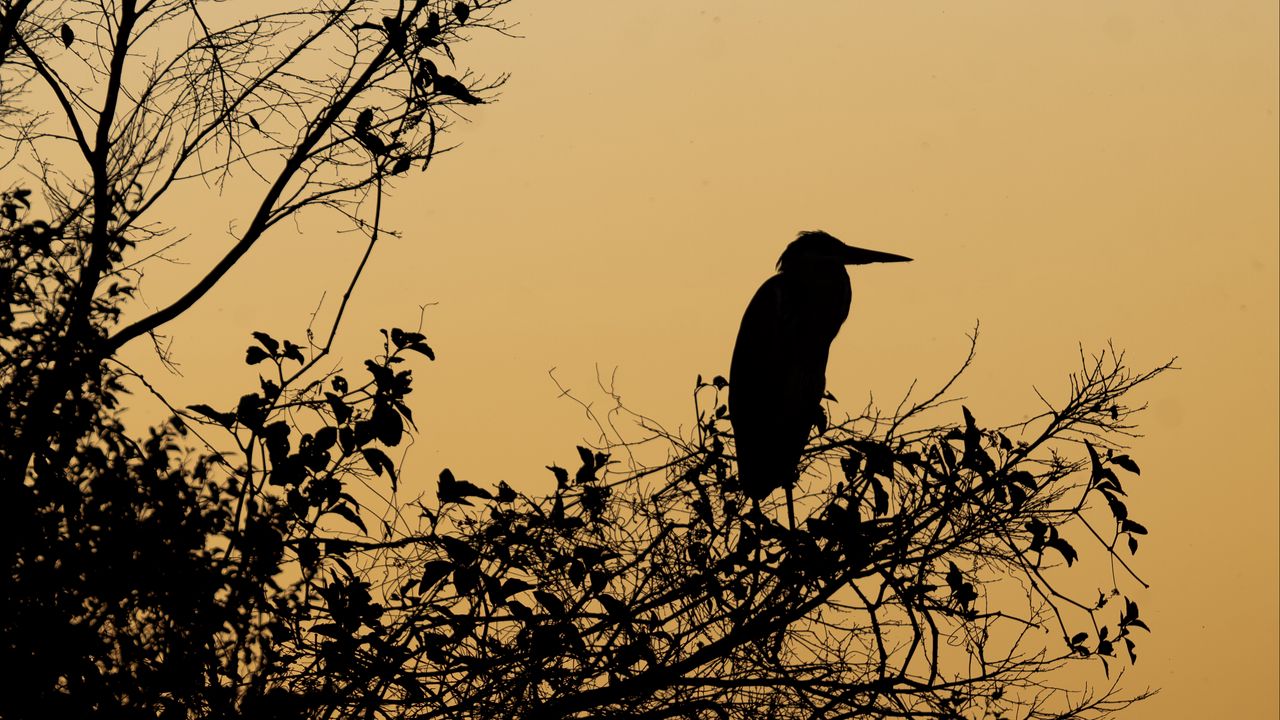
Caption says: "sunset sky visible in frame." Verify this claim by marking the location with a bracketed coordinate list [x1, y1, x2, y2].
[121, 1, 1277, 717]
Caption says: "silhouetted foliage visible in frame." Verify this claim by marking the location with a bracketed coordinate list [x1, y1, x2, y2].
[320, 339, 1167, 719]
[0, 1, 1168, 718]
[0, 0, 510, 716]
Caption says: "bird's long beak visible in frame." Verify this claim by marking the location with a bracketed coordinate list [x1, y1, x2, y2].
[840, 244, 913, 265]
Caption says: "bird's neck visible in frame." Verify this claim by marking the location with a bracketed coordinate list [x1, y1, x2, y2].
[782, 265, 852, 335]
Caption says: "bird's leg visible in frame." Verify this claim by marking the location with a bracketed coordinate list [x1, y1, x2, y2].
[729, 498, 765, 630]
[784, 484, 796, 532]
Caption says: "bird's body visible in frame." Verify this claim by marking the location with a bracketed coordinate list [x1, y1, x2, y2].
[729, 231, 910, 525]
[730, 264, 849, 501]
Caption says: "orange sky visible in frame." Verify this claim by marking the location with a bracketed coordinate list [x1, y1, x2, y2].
[121, 1, 1278, 716]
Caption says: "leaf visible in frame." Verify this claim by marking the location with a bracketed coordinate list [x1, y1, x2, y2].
[1105, 494, 1129, 523]
[494, 481, 517, 503]
[1070, 632, 1089, 646]
[1008, 470, 1037, 488]
[1122, 519, 1148, 535]
[248, 115, 260, 131]
[438, 535, 478, 566]
[438, 468, 493, 505]
[504, 599, 533, 621]
[598, 593, 629, 620]
[870, 476, 889, 516]
[453, 1, 470, 24]
[575, 454, 598, 487]
[568, 560, 585, 588]
[252, 331, 280, 354]
[60, 23, 74, 48]
[381, 15, 406, 53]
[1096, 475, 1126, 496]
[1111, 454, 1141, 475]
[325, 392, 352, 424]
[1127, 535, 1138, 554]
[533, 590, 565, 617]
[484, 572, 508, 601]
[959, 405, 994, 475]
[1121, 598, 1141, 624]
[187, 403, 236, 429]
[390, 327, 416, 347]
[371, 404, 404, 446]
[394, 400, 415, 427]
[330, 503, 367, 533]
[406, 341, 435, 359]
[245, 345, 270, 365]
[1085, 440, 1119, 488]
[711, 375, 728, 390]
[282, 340, 305, 364]
[235, 393, 266, 431]
[856, 441, 894, 479]
[944, 563, 976, 608]
[313, 426, 338, 452]
[498, 577, 533, 600]
[590, 569, 611, 594]
[310, 623, 345, 639]
[841, 451, 863, 481]
[357, 129, 399, 156]
[451, 564, 480, 595]
[547, 465, 570, 487]
[262, 421, 291, 462]
[433, 74, 483, 104]
[362, 448, 397, 490]
[1047, 536, 1078, 566]
[937, 441, 957, 476]
[1008, 483, 1026, 508]
[417, 560, 453, 593]
[332, 375, 349, 393]
[417, 12, 442, 46]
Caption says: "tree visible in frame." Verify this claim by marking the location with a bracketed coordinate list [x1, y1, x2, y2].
[0, 1, 1170, 718]
[0, 0, 510, 716]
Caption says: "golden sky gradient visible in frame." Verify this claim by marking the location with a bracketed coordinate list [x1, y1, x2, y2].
[122, 1, 1277, 716]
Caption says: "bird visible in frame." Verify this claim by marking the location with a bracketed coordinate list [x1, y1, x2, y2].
[729, 230, 911, 529]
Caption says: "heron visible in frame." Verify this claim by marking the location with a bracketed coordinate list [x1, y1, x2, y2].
[729, 230, 911, 529]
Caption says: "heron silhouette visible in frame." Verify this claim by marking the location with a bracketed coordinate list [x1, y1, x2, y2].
[729, 231, 911, 529]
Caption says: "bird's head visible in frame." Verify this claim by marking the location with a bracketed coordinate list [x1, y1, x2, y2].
[776, 230, 912, 272]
